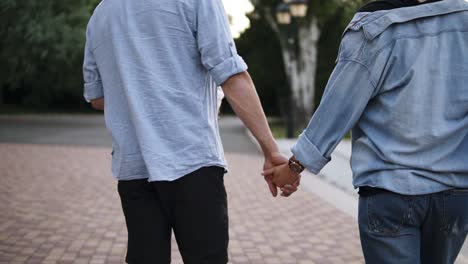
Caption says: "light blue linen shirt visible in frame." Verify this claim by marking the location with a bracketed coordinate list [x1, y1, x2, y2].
[83, 0, 247, 181]
[292, 0, 468, 195]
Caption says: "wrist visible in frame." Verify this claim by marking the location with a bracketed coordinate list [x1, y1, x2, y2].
[261, 142, 280, 159]
[288, 156, 305, 174]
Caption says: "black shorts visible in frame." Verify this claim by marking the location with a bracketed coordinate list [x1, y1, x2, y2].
[118, 166, 228, 264]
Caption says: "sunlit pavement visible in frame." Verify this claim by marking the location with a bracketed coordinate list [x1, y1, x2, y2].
[0, 115, 465, 263]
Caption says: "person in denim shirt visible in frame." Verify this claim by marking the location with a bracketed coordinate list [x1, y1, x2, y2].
[264, 0, 468, 263]
[83, 0, 299, 263]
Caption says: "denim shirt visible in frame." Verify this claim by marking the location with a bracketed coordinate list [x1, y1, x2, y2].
[292, 0, 468, 195]
[83, 0, 247, 181]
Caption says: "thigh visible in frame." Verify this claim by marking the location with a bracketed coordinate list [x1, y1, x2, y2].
[118, 179, 172, 264]
[421, 189, 468, 264]
[358, 192, 425, 264]
[172, 167, 229, 264]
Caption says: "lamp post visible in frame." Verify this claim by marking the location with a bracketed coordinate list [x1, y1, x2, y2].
[276, 0, 309, 139]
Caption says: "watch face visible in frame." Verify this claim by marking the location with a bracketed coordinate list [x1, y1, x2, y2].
[289, 158, 304, 174]
[289, 163, 303, 174]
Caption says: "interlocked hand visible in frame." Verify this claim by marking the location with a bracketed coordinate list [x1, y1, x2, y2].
[263, 153, 300, 197]
[262, 163, 301, 197]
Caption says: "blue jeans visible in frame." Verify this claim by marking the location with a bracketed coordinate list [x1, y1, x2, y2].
[359, 189, 468, 264]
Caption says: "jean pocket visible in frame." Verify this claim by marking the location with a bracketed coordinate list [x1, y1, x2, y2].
[366, 192, 414, 236]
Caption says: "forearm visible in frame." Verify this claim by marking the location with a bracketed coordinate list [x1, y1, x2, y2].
[90, 97, 105, 111]
[222, 72, 278, 157]
[292, 61, 376, 173]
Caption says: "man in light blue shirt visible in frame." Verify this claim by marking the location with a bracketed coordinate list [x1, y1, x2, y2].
[264, 0, 468, 263]
[83, 0, 298, 263]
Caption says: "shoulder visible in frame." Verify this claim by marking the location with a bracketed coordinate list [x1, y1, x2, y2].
[90, 0, 106, 16]
[87, 1, 105, 25]
[85, 0, 107, 42]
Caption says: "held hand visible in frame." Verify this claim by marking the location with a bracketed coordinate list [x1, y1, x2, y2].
[280, 176, 301, 197]
[262, 163, 301, 197]
[263, 152, 288, 197]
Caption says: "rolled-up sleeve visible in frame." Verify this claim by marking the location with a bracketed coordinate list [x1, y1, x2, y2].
[196, 0, 247, 86]
[83, 27, 104, 103]
[292, 60, 377, 174]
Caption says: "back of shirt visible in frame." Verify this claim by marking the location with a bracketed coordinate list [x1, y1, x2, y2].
[83, 0, 247, 181]
[291, 0, 468, 194]
[349, 0, 468, 193]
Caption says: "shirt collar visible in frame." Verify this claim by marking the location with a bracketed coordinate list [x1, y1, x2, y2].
[345, 0, 468, 40]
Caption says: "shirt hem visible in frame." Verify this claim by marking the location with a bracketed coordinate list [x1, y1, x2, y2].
[147, 162, 228, 182]
[352, 172, 464, 195]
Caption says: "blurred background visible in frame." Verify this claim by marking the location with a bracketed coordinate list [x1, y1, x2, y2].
[0, 0, 369, 136]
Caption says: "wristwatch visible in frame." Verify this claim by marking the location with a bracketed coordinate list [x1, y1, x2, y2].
[288, 156, 305, 174]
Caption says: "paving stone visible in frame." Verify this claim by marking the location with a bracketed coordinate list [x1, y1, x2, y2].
[0, 144, 364, 263]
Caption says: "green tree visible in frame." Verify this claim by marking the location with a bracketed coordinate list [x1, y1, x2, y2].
[238, 0, 368, 132]
[235, 13, 288, 116]
[0, 0, 99, 109]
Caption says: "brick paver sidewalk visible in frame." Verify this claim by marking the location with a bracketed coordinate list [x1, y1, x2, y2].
[0, 143, 363, 264]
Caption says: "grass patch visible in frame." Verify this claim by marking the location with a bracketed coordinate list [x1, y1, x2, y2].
[269, 121, 303, 139]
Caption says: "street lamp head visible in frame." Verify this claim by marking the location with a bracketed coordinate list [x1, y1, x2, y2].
[290, 0, 308, 18]
[276, 3, 292, 25]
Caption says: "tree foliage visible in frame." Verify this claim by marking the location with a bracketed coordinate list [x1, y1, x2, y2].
[0, 0, 99, 108]
[0, 0, 368, 112]
[235, 13, 288, 116]
[236, 0, 369, 117]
